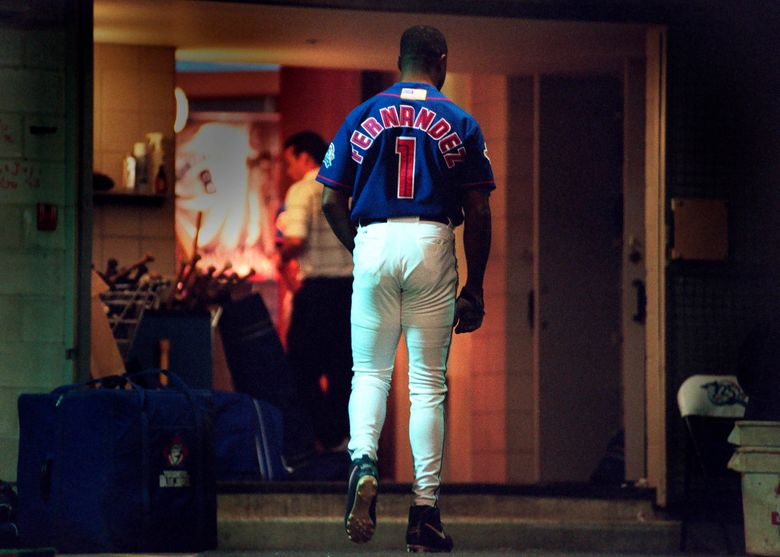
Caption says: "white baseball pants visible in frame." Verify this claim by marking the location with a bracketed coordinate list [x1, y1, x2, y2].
[347, 217, 457, 506]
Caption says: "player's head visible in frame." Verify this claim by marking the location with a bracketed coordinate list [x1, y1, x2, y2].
[398, 25, 448, 89]
[283, 131, 327, 181]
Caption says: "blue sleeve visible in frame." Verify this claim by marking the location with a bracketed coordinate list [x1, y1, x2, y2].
[316, 121, 356, 194]
[456, 124, 495, 192]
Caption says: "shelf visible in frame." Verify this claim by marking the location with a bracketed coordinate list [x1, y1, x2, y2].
[94, 191, 167, 206]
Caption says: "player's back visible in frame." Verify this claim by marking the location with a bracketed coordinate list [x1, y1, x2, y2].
[319, 81, 494, 225]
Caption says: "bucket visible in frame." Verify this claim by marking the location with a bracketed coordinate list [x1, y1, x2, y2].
[729, 444, 780, 555]
[729, 421, 780, 447]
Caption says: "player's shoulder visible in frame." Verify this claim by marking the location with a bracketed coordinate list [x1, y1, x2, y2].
[344, 94, 384, 123]
[448, 102, 480, 125]
[419, 88, 479, 125]
[437, 99, 483, 137]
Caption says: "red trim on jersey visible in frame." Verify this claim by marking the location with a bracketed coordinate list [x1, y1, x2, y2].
[462, 180, 495, 188]
[317, 174, 353, 191]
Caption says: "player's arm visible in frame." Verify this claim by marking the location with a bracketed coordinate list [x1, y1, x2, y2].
[278, 237, 306, 263]
[455, 188, 492, 334]
[277, 183, 311, 265]
[321, 187, 356, 253]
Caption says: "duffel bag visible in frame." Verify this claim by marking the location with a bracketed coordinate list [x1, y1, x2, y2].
[212, 390, 287, 482]
[16, 370, 216, 553]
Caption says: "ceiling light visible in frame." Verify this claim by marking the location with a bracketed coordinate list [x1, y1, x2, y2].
[174, 87, 189, 133]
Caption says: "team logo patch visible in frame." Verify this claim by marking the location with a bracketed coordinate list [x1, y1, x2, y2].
[165, 436, 189, 466]
[323, 143, 335, 168]
[401, 88, 427, 101]
[701, 380, 748, 407]
[159, 435, 191, 488]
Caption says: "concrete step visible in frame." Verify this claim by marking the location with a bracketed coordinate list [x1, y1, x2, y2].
[219, 492, 657, 521]
[219, 517, 680, 552]
[216, 485, 681, 552]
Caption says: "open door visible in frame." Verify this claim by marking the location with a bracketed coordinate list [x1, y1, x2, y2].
[622, 58, 648, 483]
[535, 74, 624, 482]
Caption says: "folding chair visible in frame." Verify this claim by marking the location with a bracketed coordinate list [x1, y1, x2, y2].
[676, 374, 748, 553]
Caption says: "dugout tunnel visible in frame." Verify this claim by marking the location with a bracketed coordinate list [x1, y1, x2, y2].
[89, 0, 663, 498]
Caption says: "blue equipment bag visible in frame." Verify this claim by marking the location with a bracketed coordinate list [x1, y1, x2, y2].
[212, 391, 288, 481]
[218, 293, 316, 467]
[16, 370, 216, 553]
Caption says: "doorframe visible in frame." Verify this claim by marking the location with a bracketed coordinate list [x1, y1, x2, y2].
[69, 0, 94, 383]
[622, 55, 648, 483]
[643, 25, 668, 507]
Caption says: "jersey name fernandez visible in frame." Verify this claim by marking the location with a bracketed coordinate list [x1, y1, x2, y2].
[349, 103, 466, 170]
[317, 82, 495, 226]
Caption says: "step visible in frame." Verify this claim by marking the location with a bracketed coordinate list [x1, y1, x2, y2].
[219, 516, 680, 552]
[219, 492, 657, 521]
[216, 484, 681, 552]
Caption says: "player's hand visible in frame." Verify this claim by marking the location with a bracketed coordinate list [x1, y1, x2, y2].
[453, 288, 485, 334]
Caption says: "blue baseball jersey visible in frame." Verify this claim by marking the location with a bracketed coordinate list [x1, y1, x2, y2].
[316, 81, 495, 226]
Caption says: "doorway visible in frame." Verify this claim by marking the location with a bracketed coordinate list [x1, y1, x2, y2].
[92, 0, 662, 489]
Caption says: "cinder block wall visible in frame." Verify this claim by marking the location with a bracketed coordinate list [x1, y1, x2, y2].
[92, 44, 176, 279]
[467, 75, 510, 482]
[0, 21, 74, 480]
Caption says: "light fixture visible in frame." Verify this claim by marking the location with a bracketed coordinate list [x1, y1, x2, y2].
[174, 87, 189, 133]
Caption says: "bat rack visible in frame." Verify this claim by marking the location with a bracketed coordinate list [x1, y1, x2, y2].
[100, 280, 169, 360]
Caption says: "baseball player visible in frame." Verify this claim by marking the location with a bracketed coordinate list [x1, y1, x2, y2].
[318, 25, 494, 552]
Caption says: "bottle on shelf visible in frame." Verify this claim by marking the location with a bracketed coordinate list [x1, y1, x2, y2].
[122, 154, 136, 190]
[146, 131, 167, 196]
[154, 164, 168, 194]
[133, 142, 149, 193]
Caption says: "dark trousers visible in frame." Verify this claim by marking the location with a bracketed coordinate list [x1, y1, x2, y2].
[287, 276, 353, 449]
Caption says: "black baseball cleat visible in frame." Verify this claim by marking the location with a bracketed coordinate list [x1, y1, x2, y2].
[406, 504, 454, 553]
[344, 454, 378, 543]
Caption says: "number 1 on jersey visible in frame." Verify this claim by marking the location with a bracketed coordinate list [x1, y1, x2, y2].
[395, 136, 416, 199]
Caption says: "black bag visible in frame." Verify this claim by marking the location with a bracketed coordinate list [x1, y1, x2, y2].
[16, 370, 216, 553]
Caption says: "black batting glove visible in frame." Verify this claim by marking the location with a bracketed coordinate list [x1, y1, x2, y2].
[453, 288, 485, 334]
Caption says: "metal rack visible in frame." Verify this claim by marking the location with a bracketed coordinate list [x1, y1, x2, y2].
[99, 280, 168, 360]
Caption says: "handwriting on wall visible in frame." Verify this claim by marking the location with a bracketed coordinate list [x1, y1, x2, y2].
[0, 161, 41, 189]
[1, 120, 14, 144]
[0, 113, 22, 158]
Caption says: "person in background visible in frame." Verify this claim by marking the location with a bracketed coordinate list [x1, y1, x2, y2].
[319, 25, 493, 553]
[277, 131, 354, 454]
